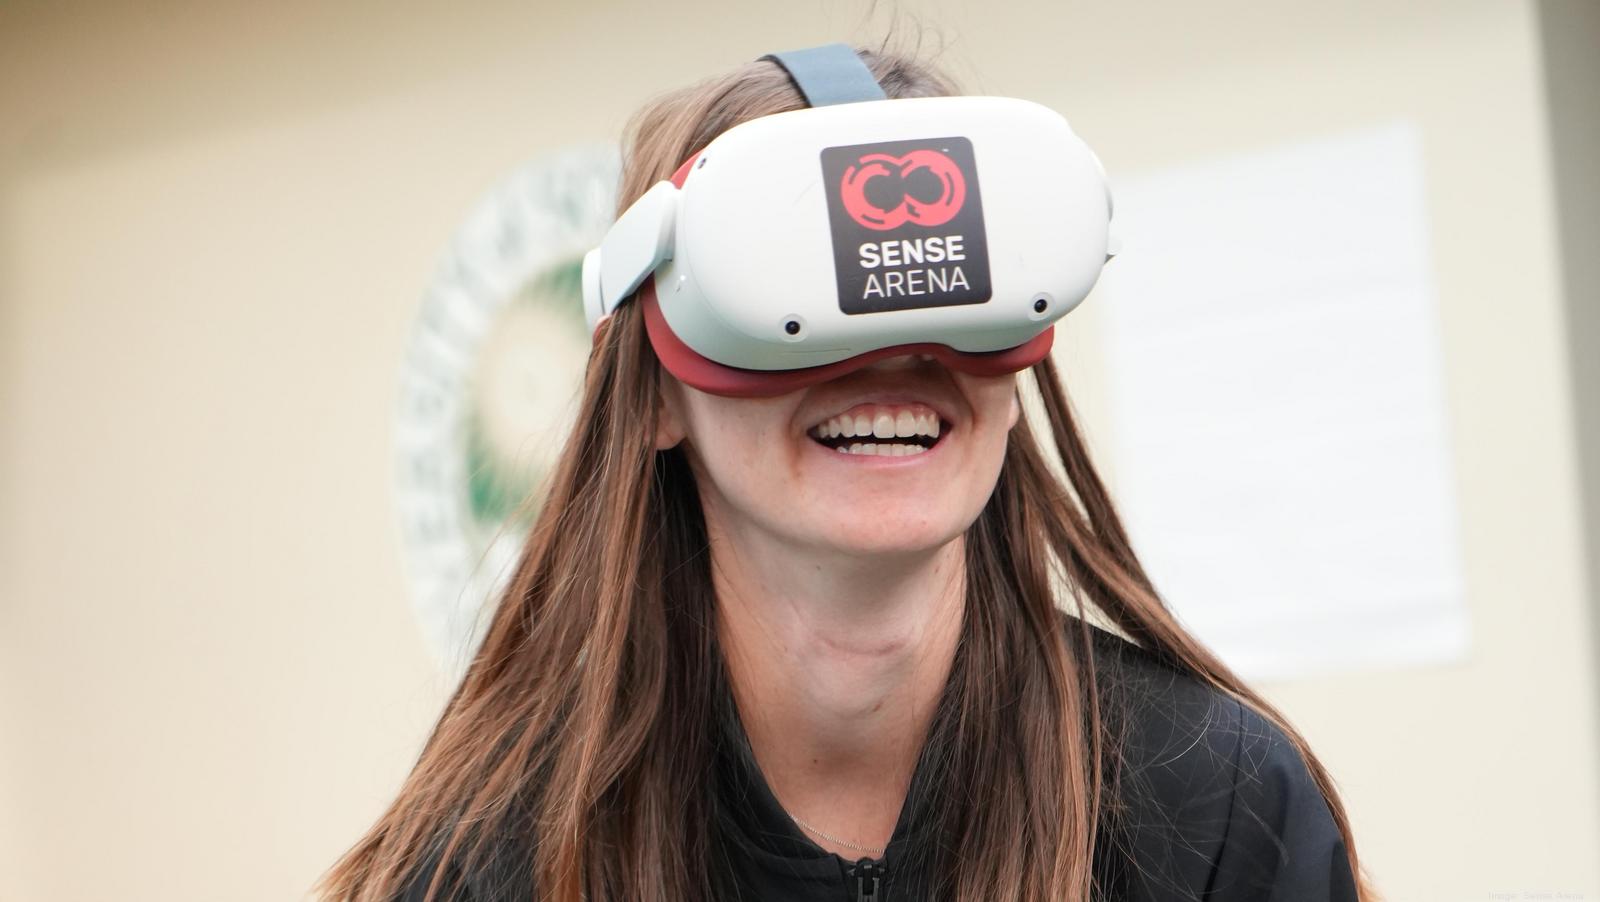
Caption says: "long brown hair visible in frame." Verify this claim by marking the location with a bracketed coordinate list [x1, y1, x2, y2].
[319, 44, 1376, 902]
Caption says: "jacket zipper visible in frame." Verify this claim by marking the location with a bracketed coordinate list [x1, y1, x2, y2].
[848, 857, 882, 902]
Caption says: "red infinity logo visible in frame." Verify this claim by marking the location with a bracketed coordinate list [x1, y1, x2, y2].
[838, 149, 967, 231]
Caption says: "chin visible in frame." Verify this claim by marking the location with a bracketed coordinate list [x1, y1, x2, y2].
[809, 515, 969, 558]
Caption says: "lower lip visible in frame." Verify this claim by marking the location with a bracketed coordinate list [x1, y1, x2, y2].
[804, 431, 949, 466]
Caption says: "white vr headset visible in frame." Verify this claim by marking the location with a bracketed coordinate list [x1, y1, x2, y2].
[582, 43, 1120, 397]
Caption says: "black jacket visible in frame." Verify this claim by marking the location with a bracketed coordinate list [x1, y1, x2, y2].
[399, 618, 1358, 901]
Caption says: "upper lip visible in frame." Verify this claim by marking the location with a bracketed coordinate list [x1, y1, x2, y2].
[801, 384, 959, 435]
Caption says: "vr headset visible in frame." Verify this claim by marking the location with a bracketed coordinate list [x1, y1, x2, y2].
[582, 43, 1120, 398]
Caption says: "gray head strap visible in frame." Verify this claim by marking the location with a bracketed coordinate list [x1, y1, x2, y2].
[758, 43, 888, 107]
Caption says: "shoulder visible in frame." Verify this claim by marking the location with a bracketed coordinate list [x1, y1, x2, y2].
[394, 845, 475, 902]
[1077, 619, 1358, 902]
[395, 832, 531, 902]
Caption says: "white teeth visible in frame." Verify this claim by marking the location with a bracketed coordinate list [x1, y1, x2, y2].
[832, 440, 932, 456]
[833, 442, 931, 456]
[814, 405, 945, 450]
[894, 410, 916, 438]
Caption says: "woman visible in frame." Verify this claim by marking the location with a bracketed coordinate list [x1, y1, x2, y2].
[320, 44, 1374, 902]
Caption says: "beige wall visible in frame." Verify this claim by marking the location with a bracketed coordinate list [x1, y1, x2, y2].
[2, 1, 1596, 899]
[1541, 0, 1600, 729]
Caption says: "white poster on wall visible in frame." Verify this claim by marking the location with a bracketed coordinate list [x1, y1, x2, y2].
[1095, 119, 1470, 682]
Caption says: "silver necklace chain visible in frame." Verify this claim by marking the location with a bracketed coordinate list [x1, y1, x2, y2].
[784, 812, 887, 857]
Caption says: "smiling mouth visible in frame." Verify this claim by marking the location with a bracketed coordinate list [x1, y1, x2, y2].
[807, 404, 944, 457]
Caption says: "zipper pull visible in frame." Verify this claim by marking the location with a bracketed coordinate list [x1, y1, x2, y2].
[849, 857, 881, 902]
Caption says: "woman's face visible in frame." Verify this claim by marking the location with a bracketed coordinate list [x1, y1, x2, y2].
[658, 354, 1020, 557]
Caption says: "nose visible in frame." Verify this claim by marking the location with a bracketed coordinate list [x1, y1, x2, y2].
[860, 353, 935, 373]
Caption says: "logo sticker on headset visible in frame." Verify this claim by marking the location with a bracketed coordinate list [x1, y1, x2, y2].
[820, 136, 992, 314]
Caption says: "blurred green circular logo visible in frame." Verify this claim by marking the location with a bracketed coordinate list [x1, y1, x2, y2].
[393, 145, 619, 673]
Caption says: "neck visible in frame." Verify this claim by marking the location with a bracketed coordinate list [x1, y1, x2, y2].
[709, 518, 965, 857]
